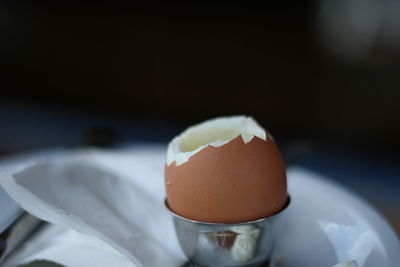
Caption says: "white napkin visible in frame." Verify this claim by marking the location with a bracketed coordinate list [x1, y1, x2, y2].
[3, 224, 137, 267]
[0, 146, 186, 267]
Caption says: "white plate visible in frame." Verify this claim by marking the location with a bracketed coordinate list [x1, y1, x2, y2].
[272, 167, 400, 267]
[1, 148, 399, 267]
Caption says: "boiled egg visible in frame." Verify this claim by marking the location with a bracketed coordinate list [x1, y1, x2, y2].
[165, 116, 287, 223]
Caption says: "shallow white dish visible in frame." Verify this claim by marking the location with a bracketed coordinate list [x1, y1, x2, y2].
[1, 148, 399, 267]
[273, 167, 400, 267]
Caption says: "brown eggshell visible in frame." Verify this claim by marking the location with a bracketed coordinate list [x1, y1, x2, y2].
[165, 135, 287, 223]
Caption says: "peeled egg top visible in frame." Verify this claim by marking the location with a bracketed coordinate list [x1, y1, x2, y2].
[165, 116, 287, 223]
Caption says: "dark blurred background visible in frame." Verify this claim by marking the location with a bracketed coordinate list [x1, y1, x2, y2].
[0, 1, 399, 232]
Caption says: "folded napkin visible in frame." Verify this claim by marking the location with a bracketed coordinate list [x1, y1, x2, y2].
[0, 146, 186, 267]
[3, 224, 137, 267]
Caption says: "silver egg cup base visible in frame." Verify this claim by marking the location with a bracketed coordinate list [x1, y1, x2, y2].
[166, 197, 291, 267]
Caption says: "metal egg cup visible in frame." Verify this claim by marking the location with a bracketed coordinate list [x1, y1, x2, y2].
[166, 197, 291, 267]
